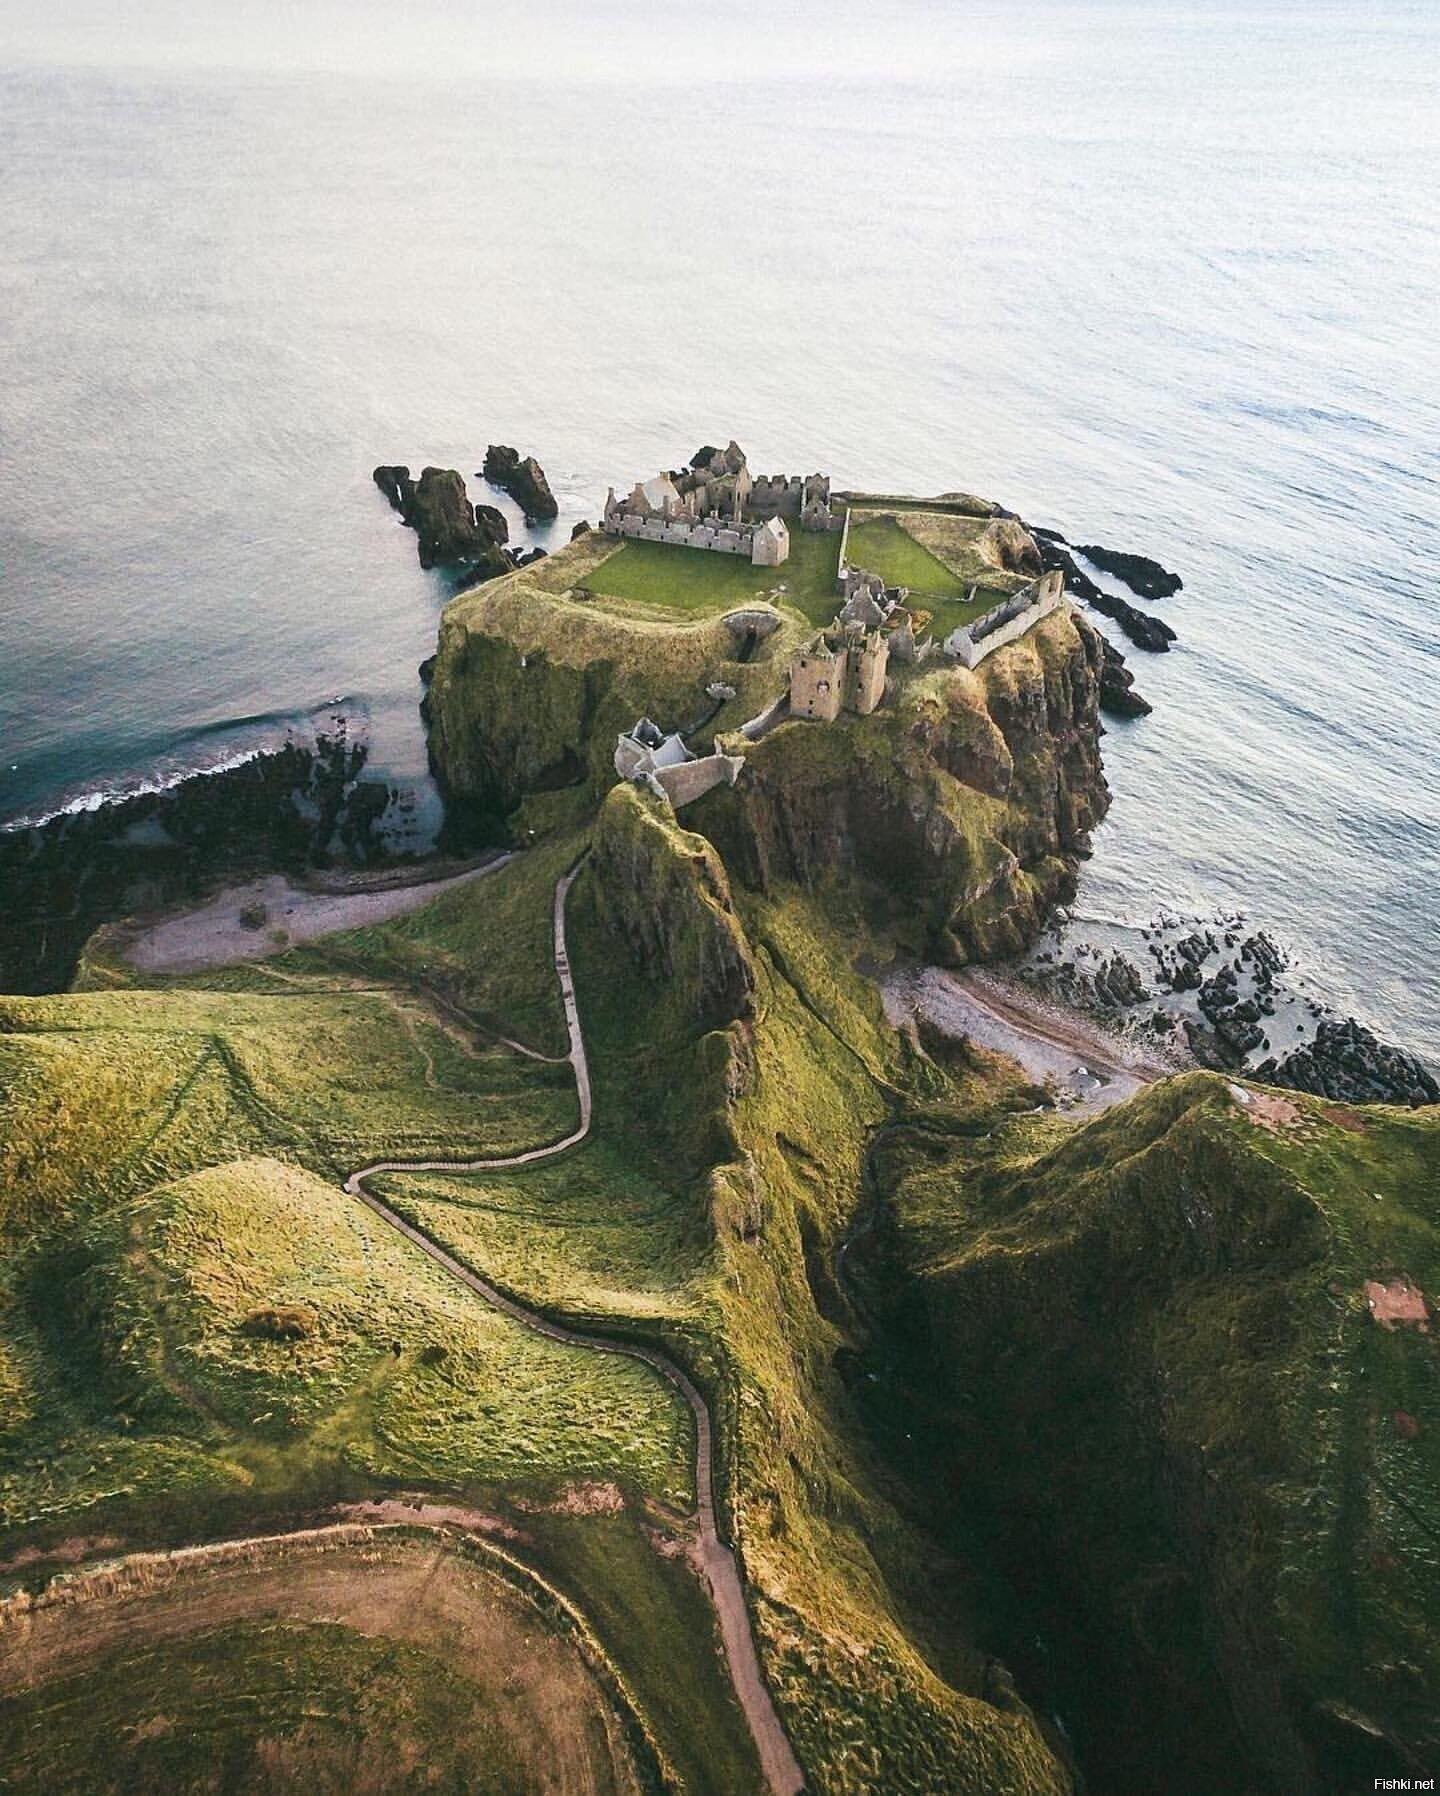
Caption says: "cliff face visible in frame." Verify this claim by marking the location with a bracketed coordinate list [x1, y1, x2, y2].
[590, 783, 755, 1035]
[871, 1077, 1440, 1795]
[698, 610, 1108, 963]
[424, 554, 806, 818]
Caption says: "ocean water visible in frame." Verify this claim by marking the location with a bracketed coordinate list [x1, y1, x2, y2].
[2, 4, 1438, 1057]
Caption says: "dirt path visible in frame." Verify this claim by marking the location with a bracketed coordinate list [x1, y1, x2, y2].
[124, 854, 516, 974]
[344, 861, 804, 1796]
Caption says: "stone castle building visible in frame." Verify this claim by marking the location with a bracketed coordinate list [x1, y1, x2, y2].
[601, 441, 843, 569]
[789, 620, 890, 721]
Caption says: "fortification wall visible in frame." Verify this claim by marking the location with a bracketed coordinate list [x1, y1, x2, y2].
[945, 571, 1066, 668]
[655, 753, 744, 809]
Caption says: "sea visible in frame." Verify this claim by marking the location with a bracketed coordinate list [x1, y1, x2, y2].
[2, 3, 1437, 1060]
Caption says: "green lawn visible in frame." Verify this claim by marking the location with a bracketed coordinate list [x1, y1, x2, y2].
[844, 516, 1003, 638]
[585, 529, 843, 625]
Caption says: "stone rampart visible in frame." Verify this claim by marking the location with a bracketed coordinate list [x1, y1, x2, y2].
[944, 570, 1065, 668]
[654, 753, 745, 809]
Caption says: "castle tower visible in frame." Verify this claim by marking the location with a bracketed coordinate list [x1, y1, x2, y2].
[847, 628, 889, 715]
[789, 636, 847, 722]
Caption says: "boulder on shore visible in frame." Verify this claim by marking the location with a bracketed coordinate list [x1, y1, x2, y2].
[482, 445, 559, 522]
[373, 464, 510, 575]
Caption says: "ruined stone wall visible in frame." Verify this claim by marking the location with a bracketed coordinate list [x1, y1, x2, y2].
[945, 571, 1066, 669]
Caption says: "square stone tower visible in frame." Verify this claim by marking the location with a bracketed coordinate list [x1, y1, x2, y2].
[846, 628, 889, 715]
[790, 639, 847, 721]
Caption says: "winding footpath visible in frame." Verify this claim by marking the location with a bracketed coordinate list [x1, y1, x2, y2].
[344, 861, 804, 1796]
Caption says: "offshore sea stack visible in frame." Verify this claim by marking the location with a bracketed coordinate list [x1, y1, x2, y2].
[373, 464, 511, 575]
[482, 444, 559, 523]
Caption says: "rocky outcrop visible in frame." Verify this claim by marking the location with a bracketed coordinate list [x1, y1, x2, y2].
[1257, 1018, 1440, 1106]
[696, 611, 1110, 966]
[1031, 528, 1177, 652]
[1073, 542, 1182, 601]
[482, 445, 559, 522]
[423, 548, 807, 823]
[1097, 637, 1153, 717]
[979, 517, 1044, 578]
[590, 783, 755, 1034]
[373, 464, 510, 575]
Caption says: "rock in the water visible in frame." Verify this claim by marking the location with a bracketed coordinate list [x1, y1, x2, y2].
[482, 444, 559, 522]
[1097, 637, 1153, 718]
[373, 464, 416, 520]
[1256, 1018, 1440, 1107]
[1031, 530, 1177, 652]
[375, 464, 510, 575]
[1074, 543, 1183, 601]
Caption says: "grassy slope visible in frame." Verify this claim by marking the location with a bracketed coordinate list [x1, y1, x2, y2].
[0, 843, 690, 1541]
[0, 1531, 659, 1796]
[845, 512, 1015, 636]
[0, 840, 765, 1796]
[874, 1074, 1440, 1791]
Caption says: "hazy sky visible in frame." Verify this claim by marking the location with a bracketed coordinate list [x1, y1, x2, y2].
[0, 0, 1093, 81]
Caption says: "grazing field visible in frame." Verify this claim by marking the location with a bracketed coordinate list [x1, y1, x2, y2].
[584, 529, 843, 625]
[0, 1533, 654, 1796]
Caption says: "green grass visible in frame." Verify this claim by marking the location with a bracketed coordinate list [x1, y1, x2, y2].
[866, 1074, 1440, 1787]
[844, 515, 1002, 636]
[584, 528, 844, 625]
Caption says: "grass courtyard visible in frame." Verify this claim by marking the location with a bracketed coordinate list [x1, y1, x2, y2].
[584, 526, 843, 625]
[843, 515, 1006, 637]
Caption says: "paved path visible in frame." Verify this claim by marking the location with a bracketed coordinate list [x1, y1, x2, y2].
[344, 861, 804, 1796]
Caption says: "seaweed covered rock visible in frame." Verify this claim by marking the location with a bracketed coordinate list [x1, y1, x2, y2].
[1097, 636, 1153, 717]
[1073, 541, 1183, 601]
[1031, 529, 1177, 652]
[483, 444, 559, 522]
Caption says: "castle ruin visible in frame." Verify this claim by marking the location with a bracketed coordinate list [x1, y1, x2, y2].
[789, 621, 890, 721]
[601, 441, 843, 568]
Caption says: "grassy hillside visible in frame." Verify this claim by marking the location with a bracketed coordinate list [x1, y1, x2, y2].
[864, 1075, 1440, 1795]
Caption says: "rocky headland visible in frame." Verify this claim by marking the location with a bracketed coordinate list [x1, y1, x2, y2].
[6, 458, 1433, 1796]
